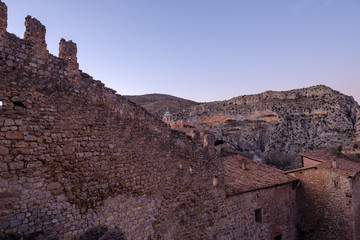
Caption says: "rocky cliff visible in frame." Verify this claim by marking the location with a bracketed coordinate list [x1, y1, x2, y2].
[131, 86, 360, 169]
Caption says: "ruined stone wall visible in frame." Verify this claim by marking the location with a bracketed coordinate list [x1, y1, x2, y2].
[216, 184, 297, 240]
[293, 168, 354, 240]
[0, 8, 227, 239]
[352, 174, 360, 240]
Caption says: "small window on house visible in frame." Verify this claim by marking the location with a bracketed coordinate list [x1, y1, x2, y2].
[274, 233, 282, 240]
[333, 176, 340, 189]
[0, 101, 3, 108]
[189, 165, 193, 173]
[254, 208, 262, 223]
[213, 176, 218, 187]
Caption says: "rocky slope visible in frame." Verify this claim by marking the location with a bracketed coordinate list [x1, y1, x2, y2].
[125, 94, 198, 119]
[130, 85, 360, 169]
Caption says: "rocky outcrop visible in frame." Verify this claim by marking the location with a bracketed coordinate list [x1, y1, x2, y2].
[177, 85, 360, 168]
[132, 86, 360, 169]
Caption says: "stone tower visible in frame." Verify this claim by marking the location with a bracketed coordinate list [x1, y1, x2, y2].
[162, 108, 173, 124]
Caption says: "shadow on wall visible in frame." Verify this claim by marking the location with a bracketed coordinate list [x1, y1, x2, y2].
[79, 226, 127, 240]
[0, 226, 126, 240]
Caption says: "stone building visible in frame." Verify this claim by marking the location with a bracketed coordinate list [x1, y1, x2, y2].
[220, 154, 298, 240]
[286, 150, 360, 240]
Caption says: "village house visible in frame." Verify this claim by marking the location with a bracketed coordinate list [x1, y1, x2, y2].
[286, 150, 360, 240]
[220, 154, 298, 240]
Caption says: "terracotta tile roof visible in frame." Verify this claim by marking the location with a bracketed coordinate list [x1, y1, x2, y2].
[300, 150, 336, 163]
[223, 154, 298, 196]
[300, 150, 360, 177]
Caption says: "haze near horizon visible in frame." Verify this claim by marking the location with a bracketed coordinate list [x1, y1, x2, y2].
[5, 0, 360, 103]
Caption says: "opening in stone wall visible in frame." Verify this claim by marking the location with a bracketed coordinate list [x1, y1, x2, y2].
[0, 100, 3, 108]
[13, 101, 26, 108]
[213, 176, 218, 186]
[189, 165, 193, 173]
[254, 208, 263, 224]
[274, 233, 282, 240]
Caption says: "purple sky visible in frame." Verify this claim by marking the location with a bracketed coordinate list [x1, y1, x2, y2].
[5, 0, 360, 103]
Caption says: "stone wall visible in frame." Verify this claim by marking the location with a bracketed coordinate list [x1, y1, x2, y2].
[217, 184, 297, 240]
[352, 174, 360, 240]
[0, 6, 227, 239]
[293, 167, 354, 240]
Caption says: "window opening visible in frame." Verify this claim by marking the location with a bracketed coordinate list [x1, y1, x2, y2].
[213, 176, 218, 186]
[254, 208, 263, 223]
[0, 101, 3, 108]
[274, 233, 282, 240]
[13, 101, 26, 108]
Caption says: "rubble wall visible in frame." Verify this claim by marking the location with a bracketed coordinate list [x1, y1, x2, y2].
[0, 7, 224, 239]
[293, 167, 354, 240]
[217, 184, 297, 240]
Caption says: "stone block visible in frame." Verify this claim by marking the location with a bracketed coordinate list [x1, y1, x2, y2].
[24, 135, 37, 142]
[46, 182, 64, 195]
[4, 119, 15, 126]
[9, 219, 21, 227]
[14, 141, 29, 148]
[9, 161, 24, 170]
[6, 131, 23, 140]
[0, 146, 9, 155]
[0, 163, 8, 171]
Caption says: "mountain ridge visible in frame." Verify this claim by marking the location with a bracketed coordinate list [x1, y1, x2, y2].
[127, 85, 360, 168]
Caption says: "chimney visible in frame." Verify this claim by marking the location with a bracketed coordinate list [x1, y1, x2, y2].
[332, 159, 337, 169]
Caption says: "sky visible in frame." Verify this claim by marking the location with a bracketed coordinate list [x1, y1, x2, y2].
[4, 0, 360, 103]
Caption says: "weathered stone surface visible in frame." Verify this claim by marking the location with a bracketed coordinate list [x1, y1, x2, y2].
[0, 146, 9, 155]
[6, 131, 24, 140]
[4, 119, 14, 126]
[59, 38, 77, 63]
[8, 161, 24, 170]
[0, 0, 7, 32]
[24, 135, 37, 142]
[46, 182, 64, 195]
[24, 15, 46, 43]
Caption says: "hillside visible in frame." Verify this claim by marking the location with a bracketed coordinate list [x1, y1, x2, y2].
[125, 93, 198, 119]
[131, 86, 360, 169]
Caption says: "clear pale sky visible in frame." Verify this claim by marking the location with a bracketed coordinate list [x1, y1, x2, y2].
[5, 0, 360, 103]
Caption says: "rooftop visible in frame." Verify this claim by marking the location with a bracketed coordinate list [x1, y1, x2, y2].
[300, 150, 360, 177]
[223, 154, 297, 196]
